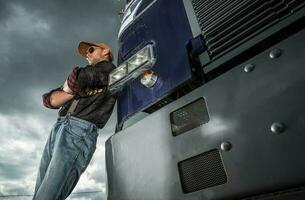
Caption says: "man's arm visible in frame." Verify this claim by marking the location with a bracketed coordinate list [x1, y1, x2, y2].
[77, 66, 109, 89]
[49, 90, 74, 108]
[42, 85, 74, 109]
[73, 62, 115, 90]
[65, 62, 115, 96]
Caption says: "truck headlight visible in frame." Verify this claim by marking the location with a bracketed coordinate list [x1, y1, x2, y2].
[108, 44, 156, 91]
[128, 46, 151, 73]
[108, 63, 128, 86]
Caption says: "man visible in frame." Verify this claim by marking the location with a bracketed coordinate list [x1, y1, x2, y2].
[33, 41, 117, 200]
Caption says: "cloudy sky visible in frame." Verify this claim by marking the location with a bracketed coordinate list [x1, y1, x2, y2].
[0, 0, 125, 199]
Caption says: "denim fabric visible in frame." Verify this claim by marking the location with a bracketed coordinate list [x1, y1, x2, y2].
[33, 115, 98, 200]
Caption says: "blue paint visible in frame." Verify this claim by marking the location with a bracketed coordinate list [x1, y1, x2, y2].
[117, 0, 194, 124]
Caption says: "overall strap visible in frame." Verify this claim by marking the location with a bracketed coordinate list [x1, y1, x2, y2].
[67, 99, 80, 114]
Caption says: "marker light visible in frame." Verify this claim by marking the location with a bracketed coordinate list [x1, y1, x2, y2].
[108, 44, 156, 92]
[140, 70, 158, 88]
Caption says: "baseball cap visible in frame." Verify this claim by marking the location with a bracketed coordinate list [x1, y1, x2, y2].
[78, 41, 113, 60]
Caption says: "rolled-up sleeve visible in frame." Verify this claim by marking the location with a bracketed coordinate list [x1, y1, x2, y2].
[42, 87, 62, 109]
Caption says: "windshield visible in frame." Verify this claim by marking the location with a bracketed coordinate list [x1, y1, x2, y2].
[118, 0, 142, 37]
[121, 0, 142, 23]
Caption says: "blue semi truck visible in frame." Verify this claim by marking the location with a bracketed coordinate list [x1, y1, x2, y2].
[105, 0, 305, 199]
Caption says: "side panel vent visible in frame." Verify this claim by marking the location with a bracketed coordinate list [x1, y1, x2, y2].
[191, 0, 305, 58]
[170, 98, 209, 136]
[178, 149, 227, 193]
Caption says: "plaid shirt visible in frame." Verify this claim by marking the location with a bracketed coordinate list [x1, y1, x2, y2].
[67, 67, 80, 94]
[42, 61, 117, 128]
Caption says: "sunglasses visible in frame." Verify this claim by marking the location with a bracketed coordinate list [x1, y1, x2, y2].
[87, 46, 96, 54]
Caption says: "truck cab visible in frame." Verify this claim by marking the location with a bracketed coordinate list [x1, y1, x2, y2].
[106, 0, 305, 199]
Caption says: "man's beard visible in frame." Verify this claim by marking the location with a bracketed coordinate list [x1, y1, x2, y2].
[87, 58, 98, 65]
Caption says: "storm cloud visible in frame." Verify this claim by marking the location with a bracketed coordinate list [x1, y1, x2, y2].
[0, 0, 124, 114]
[0, 0, 125, 199]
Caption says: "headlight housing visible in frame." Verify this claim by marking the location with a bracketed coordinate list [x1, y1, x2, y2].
[108, 63, 128, 86]
[108, 44, 156, 92]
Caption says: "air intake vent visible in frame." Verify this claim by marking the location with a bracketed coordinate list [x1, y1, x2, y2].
[170, 98, 209, 136]
[178, 149, 227, 193]
[191, 0, 305, 58]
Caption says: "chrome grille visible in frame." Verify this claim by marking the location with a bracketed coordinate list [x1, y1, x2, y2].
[191, 0, 305, 58]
